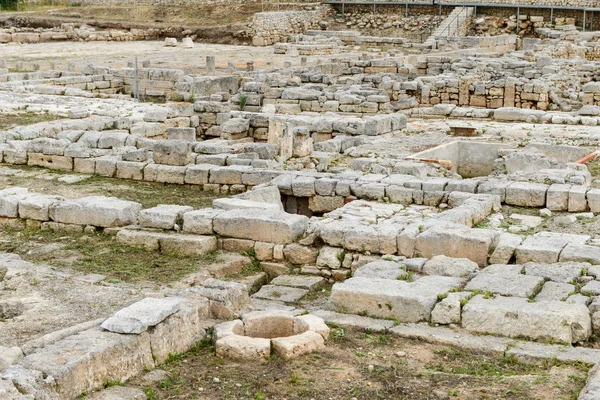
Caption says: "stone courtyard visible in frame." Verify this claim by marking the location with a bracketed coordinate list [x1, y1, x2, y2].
[3, 0, 600, 398]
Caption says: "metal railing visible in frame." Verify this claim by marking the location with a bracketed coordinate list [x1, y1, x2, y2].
[439, 5, 468, 37]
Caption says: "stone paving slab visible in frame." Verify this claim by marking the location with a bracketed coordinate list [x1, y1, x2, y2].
[330, 276, 464, 322]
[389, 323, 513, 356]
[506, 341, 600, 366]
[270, 275, 326, 291]
[251, 285, 309, 303]
[462, 295, 591, 344]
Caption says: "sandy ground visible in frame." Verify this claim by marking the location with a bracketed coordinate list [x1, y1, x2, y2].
[0, 40, 363, 72]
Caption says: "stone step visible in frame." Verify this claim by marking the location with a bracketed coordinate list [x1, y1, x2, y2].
[330, 275, 464, 323]
[461, 295, 591, 344]
[311, 310, 396, 332]
[270, 274, 326, 291]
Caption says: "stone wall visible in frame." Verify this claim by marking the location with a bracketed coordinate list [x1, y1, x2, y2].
[250, 7, 330, 46]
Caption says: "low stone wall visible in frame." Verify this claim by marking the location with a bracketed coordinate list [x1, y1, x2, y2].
[250, 7, 330, 46]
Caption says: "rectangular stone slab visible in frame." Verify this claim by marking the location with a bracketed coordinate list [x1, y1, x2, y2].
[270, 275, 326, 291]
[49, 196, 141, 227]
[330, 276, 464, 322]
[251, 285, 309, 303]
[213, 209, 308, 244]
[462, 295, 591, 344]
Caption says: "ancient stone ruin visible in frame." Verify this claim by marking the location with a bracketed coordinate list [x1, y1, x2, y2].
[3, 0, 600, 398]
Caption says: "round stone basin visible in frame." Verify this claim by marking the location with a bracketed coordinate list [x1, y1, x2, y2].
[213, 310, 329, 361]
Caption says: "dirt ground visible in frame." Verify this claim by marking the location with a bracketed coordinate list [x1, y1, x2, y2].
[125, 328, 589, 400]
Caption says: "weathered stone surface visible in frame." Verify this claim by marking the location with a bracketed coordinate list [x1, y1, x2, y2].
[316, 246, 344, 269]
[272, 331, 325, 359]
[462, 295, 591, 344]
[101, 297, 182, 334]
[506, 341, 600, 366]
[465, 264, 544, 298]
[488, 233, 522, 265]
[579, 364, 600, 400]
[422, 255, 479, 277]
[215, 335, 270, 361]
[18, 194, 63, 221]
[138, 204, 193, 230]
[390, 323, 513, 356]
[524, 261, 585, 283]
[252, 285, 309, 303]
[353, 260, 407, 280]
[182, 208, 222, 235]
[0, 187, 28, 218]
[270, 275, 326, 291]
[187, 278, 250, 319]
[505, 182, 548, 207]
[431, 292, 469, 325]
[414, 224, 496, 266]
[159, 234, 217, 256]
[148, 298, 207, 364]
[535, 282, 575, 302]
[213, 209, 308, 244]
[49, 196, 141, 228]
[516, 232, 588, 264]
[21, 327, 154, 398]
[330, 276, 463, 322]
[283, 243, 318, 264]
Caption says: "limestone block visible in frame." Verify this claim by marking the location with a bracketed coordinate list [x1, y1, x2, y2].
[462, 295, 591, 344]
[138, 204, 193, 230]
[101, 297, 182, 334]
[184, 164, 212, 185]
[422, 255, 479, 277]
[516, 232, 586, 264]
[21, 328, 154, 398]
[353, 260, 406, 280]
[546, 184, 570, 211]
[18, 194, 63, 221]
[272, 331, 325, 359]
[283, 243, 318, 264]
[488, 233, 522, 264]
[330, 276, 464, 322]
[159, 234, 217, 256]
[49, 196, 141, 227]
[213, 209, 308, 244]
[153, 140, 192, 166]
[182, 209, 222, 235]
[0, 190, 26, 218]
[465, 264, 544, 297]
[215, 335, 270, 361]
[116, 161, 146, 180]
[155, 165, 187, 184]
[148, 299, 207, 364]
[414, 224, 496, 266]
[505, 182, 548, 207]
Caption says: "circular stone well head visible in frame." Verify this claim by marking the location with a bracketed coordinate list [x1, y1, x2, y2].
[213, 310, 329, 361]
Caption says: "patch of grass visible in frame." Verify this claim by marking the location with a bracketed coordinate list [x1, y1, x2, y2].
[0, 227, 221, 283]
[104, 379, 123, 388]
[427, 350, 545, 377]
[71, 174, 224, 209]
[0, 112, 62, 130]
